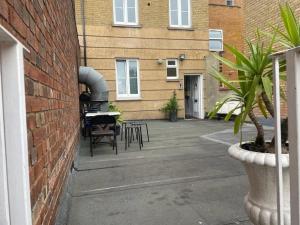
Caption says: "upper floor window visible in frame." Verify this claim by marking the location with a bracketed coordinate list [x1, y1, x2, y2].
[209, 29, 223, 52]
[113, 0, 138, 25]
[116, 59, 140, 99]
[226, 0, 234, 6]
[166, 59, 179, 79]
[169, 0, 191, 28]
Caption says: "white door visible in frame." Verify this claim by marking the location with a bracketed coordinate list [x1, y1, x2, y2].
[0, 45, 11, 225]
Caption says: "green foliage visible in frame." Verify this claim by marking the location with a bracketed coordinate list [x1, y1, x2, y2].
[273, 3, 300, 48]
[161, 91, 179, 113]
[209, 32, 280, 135]
[108, 102, 123, 124]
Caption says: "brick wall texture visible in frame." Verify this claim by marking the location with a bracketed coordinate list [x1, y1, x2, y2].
[209, 0, 244, 81]
[0, 1, 80, 225]
[244, 0, 300, 117]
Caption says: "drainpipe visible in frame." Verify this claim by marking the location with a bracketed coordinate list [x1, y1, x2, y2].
[80, 0, 87, 67]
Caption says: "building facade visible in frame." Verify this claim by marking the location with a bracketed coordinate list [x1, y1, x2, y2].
[0, 1, 80, 225]
[206, 0, 245, 113]
[244, 0, 300, 117]
[75, 0, 210, 120]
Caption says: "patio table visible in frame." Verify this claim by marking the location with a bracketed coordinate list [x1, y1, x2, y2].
[85, 111, 120, 117]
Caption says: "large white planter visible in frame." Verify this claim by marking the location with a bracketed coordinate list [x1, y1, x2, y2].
[228, 143, 290, 225]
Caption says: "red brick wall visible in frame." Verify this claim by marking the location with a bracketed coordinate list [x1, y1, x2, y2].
[0, 1, 80, 225]
[209, 0, 245, 82]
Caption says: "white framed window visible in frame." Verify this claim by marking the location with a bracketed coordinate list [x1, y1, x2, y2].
[166, 59, 179, 79]
[226, 0, 234, 6]
[113, 0, 138, 25]
[169, 0, 191, 28]
[116, 59, 140, 100]
[209, 29, 223, 52]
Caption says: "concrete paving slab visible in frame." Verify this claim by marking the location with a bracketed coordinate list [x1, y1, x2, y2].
[67, 120, 259, 225]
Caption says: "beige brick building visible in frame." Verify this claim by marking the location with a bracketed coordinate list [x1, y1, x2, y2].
[245, 0, 300, 45]
[75, 0, 210, 120]
[244, 0, 300, 117]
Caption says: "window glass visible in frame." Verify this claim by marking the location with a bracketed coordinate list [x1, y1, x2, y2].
[209, 40, 223, 51]
[129, 61, 138, 94]
[171, 11, 179, 25]
[116, 60, 127, 94]
[181, 0, 189, 11]
[166, 60, 178, 79]
[167, 68, 177, 77]
[127, 0, 136, 23]
[170, 0, 190, 27]
[114, 0, 137, 24]
[116, 59, 140, 98]
[209, 30, 222, 39]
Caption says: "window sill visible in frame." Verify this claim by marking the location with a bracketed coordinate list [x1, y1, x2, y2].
[208, 3, 241, 8]
[112, 24, 142, 28]
[168, 27, 194, 31]
[116, 97, 142, 101]
[166, 78, 180, 82]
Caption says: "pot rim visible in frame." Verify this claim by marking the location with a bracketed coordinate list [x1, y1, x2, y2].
[228, 143, 289, 168]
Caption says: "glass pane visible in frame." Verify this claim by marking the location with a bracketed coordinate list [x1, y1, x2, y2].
[129, 61, 137, 78]
[127, 0, 135, 7]
[115, 0, 123, 7]
[127, 8, 136, 23]
[209, 30, 222, 39]
[118, 79, 127, 94]
[170, 0, 178, 10]
[116, 61, 127, 94]
[209, 40, 223, 51]
[171, 11, 178, 25]
[115, 8, 124, 22]
[181, 0, 189, 11]
[129, 61, 138, 94]
[181, 11, 189, 26]
[167, 60, 176, 66]
[130, 78, 138, 94]
[167, 68, 177, 77]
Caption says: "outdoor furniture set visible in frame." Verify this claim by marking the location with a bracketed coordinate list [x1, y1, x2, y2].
[83, 111, 149, 156]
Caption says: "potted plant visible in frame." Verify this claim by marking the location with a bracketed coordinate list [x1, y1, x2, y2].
[161, 91, 179, 122]
[108, 102, 123, 135]
[208, 4, 300, 223]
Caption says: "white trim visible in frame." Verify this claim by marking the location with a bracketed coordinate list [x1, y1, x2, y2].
[115, 59, 141, 100]
[184, 74, 204, 119]
[169, 0, 192, 28]
[166, 59, 179, 80]
[113, 0, 139, 26]
[0, 27, 32, 225]
[209, 29, 223, 52]
[0, 45, 10, 225]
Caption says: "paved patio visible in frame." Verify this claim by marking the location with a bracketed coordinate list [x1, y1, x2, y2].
[67, 120, 273, 225]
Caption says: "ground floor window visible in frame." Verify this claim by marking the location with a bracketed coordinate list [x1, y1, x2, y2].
[166, 59, 179, 79]
[116, 59, 140, 99]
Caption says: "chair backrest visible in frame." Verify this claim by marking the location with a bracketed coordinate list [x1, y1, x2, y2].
[91, 115, 116, 125]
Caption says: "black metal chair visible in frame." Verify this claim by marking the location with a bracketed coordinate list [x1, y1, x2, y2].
[89, 115, 118, 157]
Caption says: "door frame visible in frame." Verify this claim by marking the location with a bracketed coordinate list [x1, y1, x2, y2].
[184, 74, 204, 119]
[0, 25, 32, 225]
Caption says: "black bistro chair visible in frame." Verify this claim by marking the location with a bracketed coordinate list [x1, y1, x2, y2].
[88, 115, 118, 157]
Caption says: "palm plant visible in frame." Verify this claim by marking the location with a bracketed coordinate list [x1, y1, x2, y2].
[209, 33, 286, 152]
[274, 3, 300, 48]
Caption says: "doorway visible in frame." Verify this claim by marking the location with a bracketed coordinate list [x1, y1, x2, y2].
[184, 75, 204, 119]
